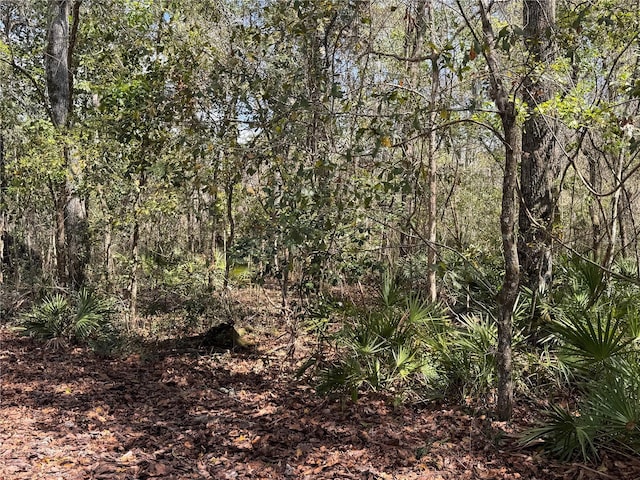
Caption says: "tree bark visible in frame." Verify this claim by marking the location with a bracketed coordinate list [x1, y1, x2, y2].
[519, 0, 558, 295]
[426, 0, 439, 303]
[224, 181, 234, 289]
[588, 155, 603, 256]
[46, 1, 70, 129]
[129, 218, 140, 324]
[404, 0, 438, 302]
[64, 146, 89, 288]
[53, 182, 67, 284]
[496, 109, 521, 421]
[0, 134, 5, 285]
[46, 0, 70, 286]
[46, 0, 88, 289]
[475, 0, 521, 421]
[603, 150, 625, 270]
[127, 172, 146, 325]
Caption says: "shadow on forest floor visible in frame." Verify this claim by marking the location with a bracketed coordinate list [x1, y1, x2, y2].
[2, 325, 640, 480]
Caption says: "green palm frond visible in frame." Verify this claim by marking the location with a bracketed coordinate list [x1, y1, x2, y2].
[554, 312, 632, 371]
[73, 288, 112, 341]
[350, 330, 387, 355]
[406, 295, 448, 331]
[18, 294, 71, 341]
[522, 404, 599, 461]
[379, 270, 402, 307]
[392, 346, 423, 379]
[570, 256, 606, 306]
[586, 361, 640, 444]
[18, 289, 114, 347]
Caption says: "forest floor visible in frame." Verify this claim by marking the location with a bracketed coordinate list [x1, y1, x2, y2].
[1, 288, 640, 480]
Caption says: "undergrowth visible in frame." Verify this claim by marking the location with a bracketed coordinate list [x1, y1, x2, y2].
[16, 288, 119, 353]
[302, 255, 640, 463]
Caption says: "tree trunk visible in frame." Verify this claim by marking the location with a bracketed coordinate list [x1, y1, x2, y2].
[104, 224, 114, 290]
[46, 0, 70, 286]
[128, 173, 145, 325]
[518, 0, 558, 295]
[97, 193, 115, 290]
[46, 1, 70, 130]
[53, 182, 67, 284]
[618, 186, 629, 259]
[496, 109, 521, 421]
[46, 0, 88, 289]
[129, 219, 140, 324]
[603, 151, 625, 270]
[588, 155, 603, 256]
[64, 146, 89, 288]
[403, 0, 438, 301]
[426, 0, 439, 303]
[475, 0, 521, 421]
[224, 181, 234, 289]
[0, 134, 5, 285]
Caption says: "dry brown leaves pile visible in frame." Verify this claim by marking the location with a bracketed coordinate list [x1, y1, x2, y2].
[1, 310, 639, 480]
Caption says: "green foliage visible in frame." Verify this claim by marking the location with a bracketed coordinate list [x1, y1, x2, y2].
[587, 359, 640, 447]
[553, 312, 632, 374]
[316, 306, 437, 401]
[379, 270, 403, 308]
[141, 249, 253, 295]
[309, 268, 526, 405]
[313, 276, 442, 402]
[425, 312, 520, 401]
[523, 362, 640, 461]
[3, 5, 640, 471]
[18, 293, 71, 346]
[438, 247, 502, 316]
[17, 289, 116, 350]
[523, 404, 599, 461]
[523, 256, 640, 460]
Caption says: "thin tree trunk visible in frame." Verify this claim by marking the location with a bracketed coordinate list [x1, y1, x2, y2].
[281, 245, 290, 311]
[603, 151, 625, 270]
[496, 110, 521, 422]
[65, 146, 88, 288]
[101, 199, 115, 292]
[53, 182, 67, 284]
[103, 225, 114, 290]
[224, 182, 234, 289]
[0, 134, 5, 285]
[474, 0, 521, 420]
[426, 0, 439, 303]
[129, 219, 140, 324]
[588, 155, 603, 256]
[208, 158, 220, 289]
[403, 0, 438, 301]
[128, 173, 145, 325]
[618, 186, 629, 259]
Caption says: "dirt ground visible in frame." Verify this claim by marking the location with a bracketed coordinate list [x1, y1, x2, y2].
[1, 291, 639, 480]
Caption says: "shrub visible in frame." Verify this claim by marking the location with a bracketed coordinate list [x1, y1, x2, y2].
[308, 271, 527, 405]
[308, 273, 444, 403]
[315, 299, 440, 402]
[17, 288, 115, 350]
[523, 362, 640, 461]
[523, 256, 640, 460]
[427, 313, 498, 400]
